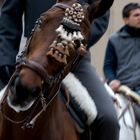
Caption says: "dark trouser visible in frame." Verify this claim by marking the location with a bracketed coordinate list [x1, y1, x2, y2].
[0, 79, 5, 90]
[133, 89, 140, 125]
[133, 103, 140, 125]
[72, 52, 120, 140]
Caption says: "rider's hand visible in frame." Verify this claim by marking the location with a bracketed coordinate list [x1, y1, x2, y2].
[109, 79, 121, 92]
[0, 65, 15, 85]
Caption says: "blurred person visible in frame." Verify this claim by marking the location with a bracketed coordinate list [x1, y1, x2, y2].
[104, 2, 140, 124]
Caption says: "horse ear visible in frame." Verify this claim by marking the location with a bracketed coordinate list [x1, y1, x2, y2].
[87, 0, 114, 22]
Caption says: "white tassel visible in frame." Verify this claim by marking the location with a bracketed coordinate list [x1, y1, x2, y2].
[61, 30, 68, 40]
[56, 25, 64, 34]
[67, 33, 73, 41]
[73, 31, 78, 39]
[77, 31, 84, 40]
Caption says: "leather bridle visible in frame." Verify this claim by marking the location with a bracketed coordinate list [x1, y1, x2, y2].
[15, 3, 72, 85]
[0, 2, 87, 128]
[16, 2, 87, 87]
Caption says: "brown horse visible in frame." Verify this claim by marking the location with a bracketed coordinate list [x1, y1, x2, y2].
[0, 0, 114, 140]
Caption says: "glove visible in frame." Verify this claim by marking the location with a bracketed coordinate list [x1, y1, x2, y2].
[0, 65, 15, 85]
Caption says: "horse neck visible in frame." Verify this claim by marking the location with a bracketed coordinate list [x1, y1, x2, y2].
[35, 96, 79, 140]
[0, 96, 78, 140]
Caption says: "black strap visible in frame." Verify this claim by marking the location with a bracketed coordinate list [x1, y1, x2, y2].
[60, 86, 88, 131]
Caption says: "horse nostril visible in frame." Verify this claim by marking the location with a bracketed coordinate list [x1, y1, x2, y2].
[31, 87, 41, 97]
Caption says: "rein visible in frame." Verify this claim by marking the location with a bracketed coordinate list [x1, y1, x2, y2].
[118, 98, 138, 140]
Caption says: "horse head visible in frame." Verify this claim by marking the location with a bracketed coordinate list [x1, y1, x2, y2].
[7, 0, 113, 111]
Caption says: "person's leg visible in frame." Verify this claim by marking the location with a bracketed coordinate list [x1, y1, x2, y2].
[133, 103, 140, 125]
[72, 52, 120, 140]
[132, 89, 140, 125]
[0, 80, 5, 90]
[132, 88, 140, 125]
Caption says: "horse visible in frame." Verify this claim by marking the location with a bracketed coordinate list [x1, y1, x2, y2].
[0, 0, 114, 140]
[105, 84, 140, 140]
